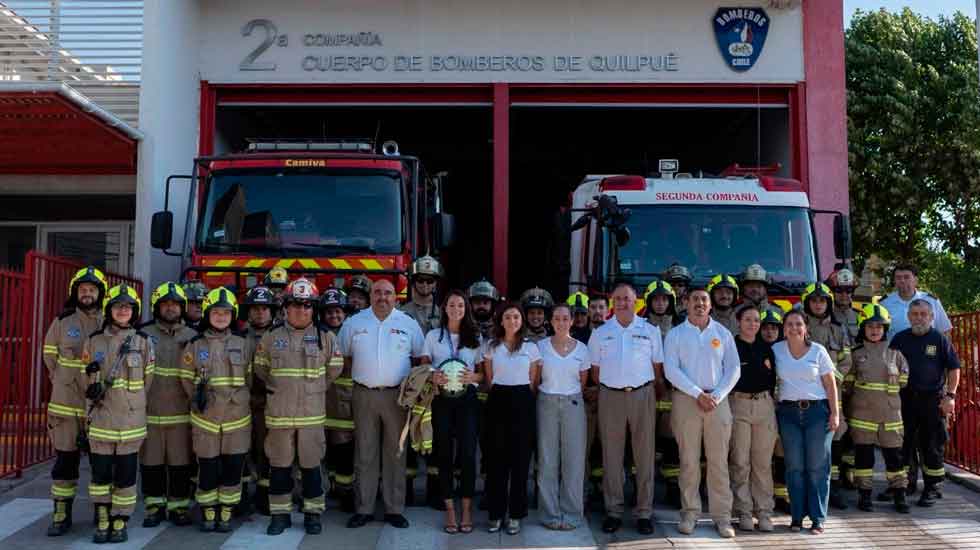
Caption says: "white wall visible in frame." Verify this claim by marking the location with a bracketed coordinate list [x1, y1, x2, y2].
[134, 0, 202, 297]
[199, 0, 803, 84]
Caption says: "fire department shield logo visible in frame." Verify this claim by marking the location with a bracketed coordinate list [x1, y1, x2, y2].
[713, 7, 770, 72]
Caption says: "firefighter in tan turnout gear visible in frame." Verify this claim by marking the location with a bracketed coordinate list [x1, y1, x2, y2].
[139, 282, 198, 528]
[707, 274, 739, 334]
[43, 266, 106, 537]
[827, 268, 861, 341]
[254, 278, 341, 536]
[802, 282, 853, 509]
[83, 284, 155, 544]
[241, 285, 278, 515]
[845, 304, 911, 513]
[320, 287, 356, 512]
[401, 255, 444, 334]
[644, 280, 681, 506]
[180, 288, 253, 533]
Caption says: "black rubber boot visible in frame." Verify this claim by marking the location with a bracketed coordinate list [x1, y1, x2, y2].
[267, 513, 292, 535]
[47, 499, 73, 536]
[254, 485, 271, 516]
[857, 489, 873, 512]
[894, 489, 910, 513]
[216, 506, 233, 533]
[199, 506, 217, 532]
[304, 512, 322, 535]
[92, 504, 110, 544]
[830, 482, 848, 510]
[169, 507, 192, 526]
[108, 517, 128, 544]
[876, 488, 893, 502]
[142, 504, 166, 527]
[234, 485, 254, 517]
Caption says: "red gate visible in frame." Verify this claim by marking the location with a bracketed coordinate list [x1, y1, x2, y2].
[0, 251, 142, 479]
[947, 312, 980, 474]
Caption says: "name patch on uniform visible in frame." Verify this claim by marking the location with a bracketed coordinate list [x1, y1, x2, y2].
[711, 338, 721, 349]
[66, 328, 80, 338]
[632, 334, 650, 341]
[303, 335, 317, 342]
[390, 328, 406, 335]
[273, 338, 288, 350]
[925, 345, 938, 357]
[198, 350, 210, 362]
[94, 351, 105, 363]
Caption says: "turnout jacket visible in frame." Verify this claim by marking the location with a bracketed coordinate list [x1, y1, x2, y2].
[143, 322, 197, 426]
[180, 329, 253, 437]
[83, 325, 155, 444]
[43, 309, 102, 419]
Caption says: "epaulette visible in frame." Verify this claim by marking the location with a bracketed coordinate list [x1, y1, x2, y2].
[57, 309, 76, 321]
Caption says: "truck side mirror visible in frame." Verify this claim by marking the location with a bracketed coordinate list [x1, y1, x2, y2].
[834, 214, 852, 260]
[151, 211, 174, 250]
[432, 213, 456, 249]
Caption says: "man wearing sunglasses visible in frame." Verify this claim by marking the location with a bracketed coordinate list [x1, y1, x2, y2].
[400, 256, 445, 334]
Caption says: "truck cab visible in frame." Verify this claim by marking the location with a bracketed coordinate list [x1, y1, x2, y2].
[150, 139, 454, 296]
[569, 166, 850, 309]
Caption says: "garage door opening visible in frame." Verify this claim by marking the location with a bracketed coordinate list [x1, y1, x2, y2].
[508, 105, 791, 299]
[214, 105, 493, 288]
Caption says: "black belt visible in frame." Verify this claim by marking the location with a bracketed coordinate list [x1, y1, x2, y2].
[779, 399, 826, 410]
[354, 382, 399, 391]
[601, 381, 652, 393]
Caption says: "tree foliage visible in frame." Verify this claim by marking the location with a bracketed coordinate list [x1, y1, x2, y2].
[846, 9, 980, 268]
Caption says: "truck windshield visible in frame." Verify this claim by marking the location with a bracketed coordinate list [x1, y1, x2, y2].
[196, 168, 403, 255]
[615, 205, 818, 288]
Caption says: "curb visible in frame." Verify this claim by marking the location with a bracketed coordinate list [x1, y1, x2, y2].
[945, 463, 980, 494]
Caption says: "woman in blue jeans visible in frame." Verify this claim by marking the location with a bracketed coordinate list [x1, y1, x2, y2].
[771, 309, 840, 534]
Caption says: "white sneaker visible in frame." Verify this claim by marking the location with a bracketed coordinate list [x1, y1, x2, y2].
[677, 516, 696, 535]
[757, 514, 774, 532]
[717, 522, 736, 538]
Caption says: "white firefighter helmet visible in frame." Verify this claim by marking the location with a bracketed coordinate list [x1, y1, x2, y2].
[742, 263, 769, 284]
[409, 255, 445, 279]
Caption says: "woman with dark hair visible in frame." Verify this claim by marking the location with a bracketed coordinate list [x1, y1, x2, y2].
[534, 303, 588, 530]
[772, 309, 840, 535]
[483, 302, 542, 535]
[421, 290, 483, 534]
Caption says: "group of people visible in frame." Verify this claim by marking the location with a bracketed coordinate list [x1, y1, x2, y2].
[40, 257, 960, 543]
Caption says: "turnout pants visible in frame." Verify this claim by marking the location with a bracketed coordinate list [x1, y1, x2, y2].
[854, 445, 907, 490]
[902, 389, 948, 490]
[353, 386, 407, 515]
[89, 439, 141, 518]
[197, 454, 247, 509]
[266, 427, 326, 514]
[250, 406, 270, 492]
[48, 414, 85, 503]
[672, 390, 733, 524]
[597, 384, 656, 520]
[141, 423, 193, 511]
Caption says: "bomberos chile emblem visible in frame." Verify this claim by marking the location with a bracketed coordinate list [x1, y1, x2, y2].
[713, 7, 770, 72]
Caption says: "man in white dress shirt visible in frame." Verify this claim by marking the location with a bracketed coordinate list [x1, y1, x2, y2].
[880, 263, 952, 341]
[664, 286, 740, 539]
[338, 279, 424, 529]
[588, 283, 665, 535]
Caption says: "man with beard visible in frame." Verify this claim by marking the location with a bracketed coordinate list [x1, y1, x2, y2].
[740, 264, 771, 311]
[139, 283, 198, 528]
[241, 285, 279, 515]
[400, 256, 444, 334]
[891, 300, 960, 507]
[468, 279, 499, 342]
[181, 280, 208, 331]
[707, 274, 739, 334]
[827, 268, 861, 341]
[42, 266, 106, 537]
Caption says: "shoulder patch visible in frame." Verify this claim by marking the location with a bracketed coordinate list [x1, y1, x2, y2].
[66, 327, 81, 338]
[273, 338, 288, 350]
[81, 349, 91, 362]
[198, 349, 210, 362]
[183, 350, 194, 365]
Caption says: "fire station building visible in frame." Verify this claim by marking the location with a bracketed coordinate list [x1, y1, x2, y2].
[2, 0, 847, 297]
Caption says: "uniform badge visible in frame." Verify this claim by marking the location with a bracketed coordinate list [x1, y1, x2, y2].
[713, 7, 770, 72]
[66, 327, 80, 338]
[94, 351, 105, 363]
[183, 351, 194, 365]
[711, 338, 721, 349]
[273, 338, 288, 350]
[198, 350, 210, 362]
[82, 350, 91, 362]
[925, 345, 938, 357]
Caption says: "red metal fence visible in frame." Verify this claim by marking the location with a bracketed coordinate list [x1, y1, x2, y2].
[0, 251, 141, 479]
[947, 312, 980, 474]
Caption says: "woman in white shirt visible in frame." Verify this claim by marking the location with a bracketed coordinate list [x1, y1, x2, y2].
[772, 309, 840, 535]
[422, 290, 483, 535]
[483, 302, 542, 535]
[533, 303, 589, 531]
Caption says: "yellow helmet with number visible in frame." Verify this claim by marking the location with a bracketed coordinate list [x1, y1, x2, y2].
[202, 287, 239, 318]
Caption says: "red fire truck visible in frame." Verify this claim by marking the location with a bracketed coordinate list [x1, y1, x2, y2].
[149, 139, 454, 296]
[569, 161, 852, 311]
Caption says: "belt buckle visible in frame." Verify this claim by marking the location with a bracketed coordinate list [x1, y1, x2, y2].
[624, 386, 634, 393]
[799, 400, 811, 410]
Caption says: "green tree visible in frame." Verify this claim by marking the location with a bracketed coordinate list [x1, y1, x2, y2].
[846, 9, 980, 267]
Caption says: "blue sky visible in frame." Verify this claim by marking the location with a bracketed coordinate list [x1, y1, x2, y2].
[845, 0, 976, 24]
